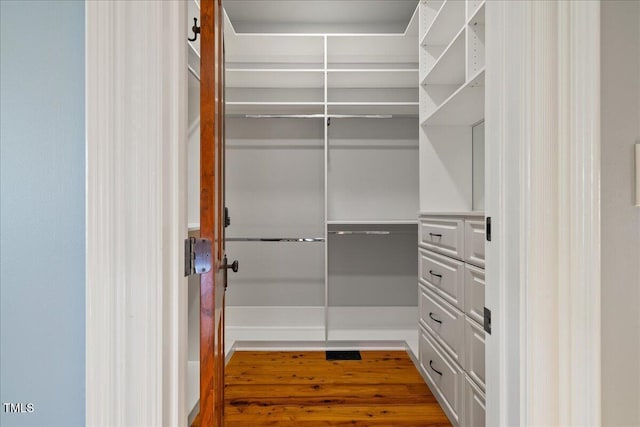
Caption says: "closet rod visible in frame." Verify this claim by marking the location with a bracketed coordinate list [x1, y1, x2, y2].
[226, 237, 325, 242]
[188, 65, 200, 81]
[244, 114, 324, 119]
[329, 231, 413, 235]
[328, 114, 393, 119]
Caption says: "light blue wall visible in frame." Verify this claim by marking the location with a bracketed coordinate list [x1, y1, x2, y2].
[1, 1, 85, 426]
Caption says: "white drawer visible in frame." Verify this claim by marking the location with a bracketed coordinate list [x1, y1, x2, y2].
[419, 249, 465, 310]
[464, 219, 486, 268]
[464, 317, 486, 391]
[419, 284, 465, 366]
[419, 325, 463, 426]
[419, 217, 465, 260]
[464, 374, 486, 427]
[464, 264, 485, 325]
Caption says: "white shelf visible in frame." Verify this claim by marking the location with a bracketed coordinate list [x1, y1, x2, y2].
[327, 102, 418, 116]
[327, 220, 418, 225]
[226, 62, 324, 70]
[328, 69, 418, 89]
[226, 102, 325, 116]
[327, 63, 418, 70]
[421, 0, 466, 47]
[226, 69, 324, 89]
[467, 0, 486, 24]
[422, 68, 485, 126]
[421, 26, 466, 85]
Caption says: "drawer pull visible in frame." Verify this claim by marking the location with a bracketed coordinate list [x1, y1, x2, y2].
[429, 270, 442, 279]
[429, 312, 442, 324]
[429, 360, 443, 376]
[429, 233, 442, 238]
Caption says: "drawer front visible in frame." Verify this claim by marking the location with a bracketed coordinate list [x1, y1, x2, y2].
[419, 325, 463, 426]
[419, 218, 464, 260]
[464, 375, 486, 427]
[464, 219, 486, 268]
[419, 284, 465, 365]
[419, 249, 465, 310]
[464, 264, 485, 325]
[464, 318, 486, 390]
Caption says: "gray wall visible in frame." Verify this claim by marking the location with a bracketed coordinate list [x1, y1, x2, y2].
[601, 2, 640, 425]
[0, 1, 85, 426]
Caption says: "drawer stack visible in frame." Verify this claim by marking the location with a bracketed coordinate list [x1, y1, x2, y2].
[417, 214, 486, 427]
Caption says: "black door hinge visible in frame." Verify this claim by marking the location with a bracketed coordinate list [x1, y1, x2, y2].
[484, 307, 492, 334]
[486, 216, 491, 242]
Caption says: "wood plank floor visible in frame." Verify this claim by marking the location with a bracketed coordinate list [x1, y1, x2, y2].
[194, 350, 451, 426]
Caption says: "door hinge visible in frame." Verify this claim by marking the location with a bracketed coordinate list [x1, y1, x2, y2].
[486, 216, 492, 242]
[225, 207, 231, 228]
[184, 237, 212, 276]
[484, 307, 492, 334]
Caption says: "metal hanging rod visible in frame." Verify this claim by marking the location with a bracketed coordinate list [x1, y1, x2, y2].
[226, 237, 325, 242]
[239, 114, 394, 120]
[329, 230, 414, 235]
[244, 114, 324, 119]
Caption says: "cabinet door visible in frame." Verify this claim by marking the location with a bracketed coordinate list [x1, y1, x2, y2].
[464, 219, 485, 268]
[419, 217, 465, 260]
[420, 325, 463, 426]
[464, 264, 485, 325]
[419, 249, 466, 310]
[464, 375, 486, 427]
[420, 284, 465, 366]
[464, 317, 485, 390]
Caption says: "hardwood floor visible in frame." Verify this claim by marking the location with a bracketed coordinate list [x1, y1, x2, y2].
[194, 350, 451, 426]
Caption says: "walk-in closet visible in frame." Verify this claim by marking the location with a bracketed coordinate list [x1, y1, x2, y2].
[187, 1, 487, 426]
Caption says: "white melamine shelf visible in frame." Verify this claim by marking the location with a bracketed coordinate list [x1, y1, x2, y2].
[226, 69, 324, 89]
[327, 102, 419, 116]
[226, 62, 324, 70]
[327, 220, 418, 225]
[467, 0, 486, 25]
[226, 102, 325, 116]
[327, 63, 418, 70]
[328, 69, 419, 89]
[421, 26, 466, 85]
[421, 0, 466, 47]
[422, 68, 484, 126]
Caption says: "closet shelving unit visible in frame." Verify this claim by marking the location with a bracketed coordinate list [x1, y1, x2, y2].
[418, 1, 486, 426]
[220, 5, 421, 352]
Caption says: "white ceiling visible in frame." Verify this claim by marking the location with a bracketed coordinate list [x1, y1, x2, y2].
[224, 0, 419, 34]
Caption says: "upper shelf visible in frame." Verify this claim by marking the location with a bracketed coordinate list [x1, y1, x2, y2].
[328, 102, 418, 116]
[421, 68, 484, 126]
[421, 26, 465, 85]
[226, 69, 324, 89]
[226, 102, 325, 116]
[421, 0, 465, 47]
[327, 69, 418, 89]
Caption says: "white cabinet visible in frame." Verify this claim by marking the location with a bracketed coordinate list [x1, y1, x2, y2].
[464, 219, 486, 268]
[464, 264, 485, 325]
[417, 213, 485, 427]
[420, 324, 464, 426]
[463, 375, 486, 427]
[420, 283, 465, 365]
[464, 317, 485, 390]
[419, 248, 466, 310]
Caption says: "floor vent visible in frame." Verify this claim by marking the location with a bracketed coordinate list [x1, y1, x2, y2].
[326, 350, 362, 361]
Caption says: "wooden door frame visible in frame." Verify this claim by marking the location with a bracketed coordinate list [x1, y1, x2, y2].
[86, 1, 189, 425]
[485, 1, 601, 425]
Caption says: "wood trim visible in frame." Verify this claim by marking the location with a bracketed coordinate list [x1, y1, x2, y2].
[200, 0, 225, 425]
[485, 1, 601, 425]
[86, 1, 188, 425]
